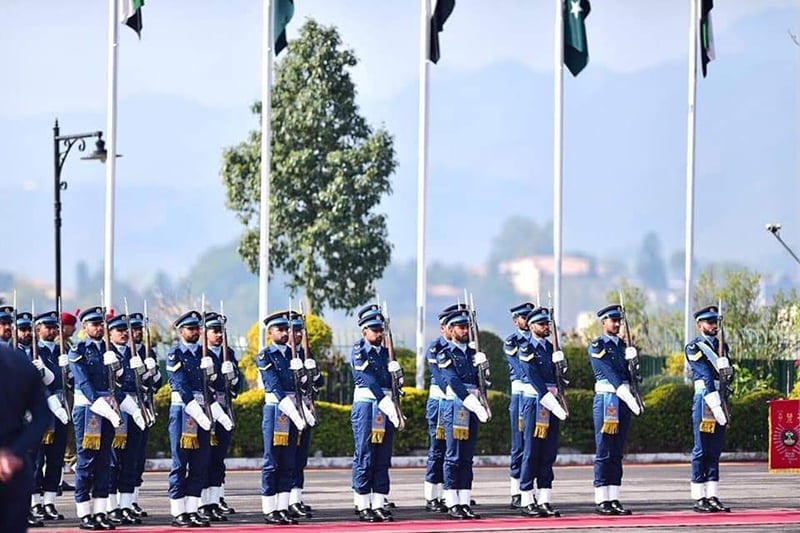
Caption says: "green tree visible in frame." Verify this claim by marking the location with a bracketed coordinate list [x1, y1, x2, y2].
[635, 231, 667, 290]
[221, 20, 397, 313]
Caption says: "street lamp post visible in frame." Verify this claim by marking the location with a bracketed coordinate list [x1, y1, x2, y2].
[53, 119, 108, 309]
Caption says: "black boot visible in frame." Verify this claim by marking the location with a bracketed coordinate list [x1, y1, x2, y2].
[263, 511, 289, 525]
[426, 499, 447, 512]
[171, 513, 197, 527]
[448, 505, 469, 519]
[218, 498, 235, 514]
[120, 507, 142, 524]
[357, 508, 380, 522]
[43, 503, 65, 520]
[595, 501, 615, 515]
[289, 502, 312, 518]
[383, 497, 396, 509]
[279, 510, 299, 525]
[461, 505, 481, 519]
[708, 497, 731, 512]
[27, 512, 44, 528]
[694, 498, 715, 513]
[79, 515, 100, 530]
[538, 502, 561, 517]
[520, 503, 540, 517]
[107, 509, 130, 525]
[187, 512, 210, 527]
[131, 502, 148, 517]
[31, 503, 46, 519]
[510, 494, 522, 509]
[93, 513, 116, 530]
[300, 501, 313, 512]
[373, 507, 394, 521]
[609, 500, 632, 515]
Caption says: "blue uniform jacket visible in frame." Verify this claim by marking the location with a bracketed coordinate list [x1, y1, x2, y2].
[350, 338, 392, 400]
[437, 342, 478, 402]
[209, 345, 242, 395]
[257, 344, 299, 402]
[426, 336, 449, 390]
[69, 339, 116, 403]
[111, 344, 141, 395]
[0, 344, 50, 457]
[519, 337, 555, 397]
[166, 343, 210, 404]
[685, 335, 729, 394]
[35, 341, 66, 393]
[136, 343, 165, 392]
[504, 330, 530, 384]
[588, 335, 632, 389]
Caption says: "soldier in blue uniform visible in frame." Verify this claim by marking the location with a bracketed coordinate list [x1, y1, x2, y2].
[104, 314, 147, 525]
[0, 305, 14, 346]
[288, 310, 323, 519]
[437, 308, 490, 520]
[69, 307, 125, 530]
[128, 312, 163, 518]
[0, 342, 50, 533]
[503, 301, 534, 508]
[588, 304, 642, 516]
[30, 311, 71, 522]
[350, 305, 400, 523]
[200, 311, 239, 521]
[166, 310, 224, 528]
[257, 310, 309, 525]
[685, 305, 731, 513]
[517, 307, 568, 517]
[423, 303, 465, 512]
[15, 311, 34, 355]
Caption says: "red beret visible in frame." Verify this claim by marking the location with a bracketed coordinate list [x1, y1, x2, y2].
[61, 312, 77, 327]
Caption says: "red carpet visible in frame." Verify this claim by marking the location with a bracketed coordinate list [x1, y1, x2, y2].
[45, 509, 800, 532]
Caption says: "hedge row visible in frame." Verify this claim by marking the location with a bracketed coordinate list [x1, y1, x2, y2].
[146, 383, 782, 457]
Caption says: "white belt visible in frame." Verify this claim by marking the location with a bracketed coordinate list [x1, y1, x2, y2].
[353, 387, 391, 402]
[428, 384, 446, 400]
[171, 391, 205, 406]
[264, 391, 296, 405]
[594, 383, 616, 393]
[694, 380, 719, 394]
[519, 383, 536, 396]
[445, 385, 478, 400]
[73, 390, 91, 407]
[511, 380, 525, 394]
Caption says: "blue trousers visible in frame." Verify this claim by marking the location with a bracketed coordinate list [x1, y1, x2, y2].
[35, 420, 68, 494]
[592, 395, 632, 487]
[443, 399, 479, 491]
[425, 397, 446, 485]
[509, 392, 523, 481]
[168, 405, 211, 500]
[113, 419, 145, 494]
[351, 401, 394, 495]
[209, 423, 233, 488]
[261, 404, 297, 496]
[293, 427, 312, 489]
[1, 456, 34, 533]
[135, 426, 150, 489]
[73, 405, 116, 502]
[691, 394, 726, 483]
[519, 395, 560, 491]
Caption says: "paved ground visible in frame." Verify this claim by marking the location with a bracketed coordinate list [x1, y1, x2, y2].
[42, 462, 800, 531]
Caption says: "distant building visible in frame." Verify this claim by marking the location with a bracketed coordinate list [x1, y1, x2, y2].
[498, 255, 594, 299]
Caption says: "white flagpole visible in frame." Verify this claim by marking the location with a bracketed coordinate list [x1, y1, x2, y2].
[259, 0, 274, 348]
[103, 0, 119, 310]
[684, 0, 699, 345]
[553, 0, 564, 326]
[415, 0, 432, 390]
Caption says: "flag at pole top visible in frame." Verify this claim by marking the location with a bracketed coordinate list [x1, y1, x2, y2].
[563, 0, 591, 76]
[700, 0, 715, 77]
[119, 0, 144, 38]
[275, 0, 295, 55]
[429, 0, 456, 64]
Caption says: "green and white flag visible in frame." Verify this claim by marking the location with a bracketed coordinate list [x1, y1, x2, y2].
[274, 0, 295, 55]
[120, 0, 144, 38]
[564, 0, 590, 76]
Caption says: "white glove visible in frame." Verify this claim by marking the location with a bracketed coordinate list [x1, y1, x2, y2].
[58, 354, 69, 368]
[302, 401, 316, 427]
[462, 394, 489, 423]
[184, 399, 212, 431]
[552, 350, 565, 363]
[200, 356, 214, 370]
[289, 358, 303, 371]
[616, 384, 642, 415]
[388, 361, 401, 373]
[90, 398, 121, 428]
[129, 356, 144, 370]
[377, 395, 401, 428]
[278, 396, 307, 431]
[221, 361, 235, 375]
[32, 359, 45, 372]
[46, 394, 69, 425]
[473, 352, 488, 366]
[304, 359, 317, 370]
[624, 347, 638, 360]
[103, 351, 119, 366]
[210, 402, 234, 431]
[716, 357, 730, 370]
[704, 391, 728, 426]
[540, 391, 568, 421]
[120, 396, 146, 430]
[144, 357, 157, 371]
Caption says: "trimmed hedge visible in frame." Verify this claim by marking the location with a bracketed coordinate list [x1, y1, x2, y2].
[147, 384, 783, 458]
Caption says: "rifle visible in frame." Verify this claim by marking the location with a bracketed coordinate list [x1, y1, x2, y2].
[298, 300, 318, 422]
[288, 298, 308, 427]
[717, 299, 734, 421]
[11, 290, 18, 348]
[382, 300, 406, 431]
[619, 291, 645, 414]
[57, 296, 73, 422]
[547, 293, 570, 416]
[124, 298, 156, 428]
[199, 295, 214, 422]
[219, 300, 236, 426]
[100, 295, 122, 418]
[465, 290, 493, 422]
[143, 300, 157, 422]
[31, 300, 42, 376]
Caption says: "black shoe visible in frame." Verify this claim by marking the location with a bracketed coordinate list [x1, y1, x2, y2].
[121, 508, 143, 524]
[171, 513, 197, 527]
[461, 505, 481, 519]
[510, 494, 522, 509]
[279, 510, 299, 525]
[693, 498, 715, 513]
[263, 511, 289, 525]
[218, 498, 235, 514]
[188, 512, 210, 527]
[289, 502, 312, 519]
[200, 504, 227, 522]
[384, 498, 396, 509]
[357, 508, 380, 522]
[609, 500, 632, 515]
[107, 509, 130, 525]
[595, 501, 615, 515]
[27, 512, 44, 528]
[43, 503, 65, 520]
[61, 480, 75, 492]
[300, 502, 313, 512]
[520, 503, 541, 517]
[372, 507, 394, 521]
[470, 499, 477, 506]
[448, 505, 469, 519]
[79, 515, 100, 530]
[707, 497, 731, 512]
[31, 503, 46, 519]
[132, 502, 148, 517]
[93, 513, 116, 530]
[538, 502, 561, 517]
[426, 499, 447, 512]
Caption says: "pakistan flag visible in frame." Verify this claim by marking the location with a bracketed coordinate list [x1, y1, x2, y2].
[563, 0, 590, 76]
